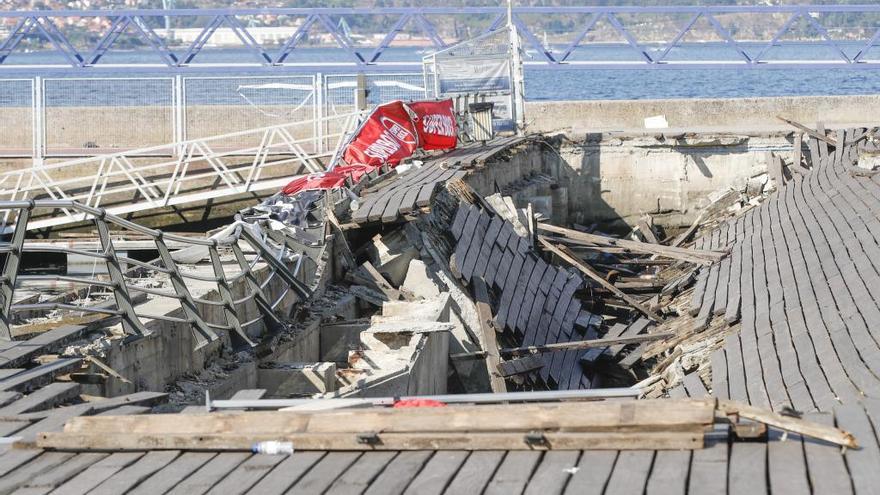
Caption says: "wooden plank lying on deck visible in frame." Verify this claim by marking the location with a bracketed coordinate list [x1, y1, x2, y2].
[39, 430, 706, 452]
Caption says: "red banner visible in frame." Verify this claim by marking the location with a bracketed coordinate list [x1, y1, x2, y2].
[407, 99, 457, 151]
[343, 101, 419, 168]
[281, 173, 347, 196]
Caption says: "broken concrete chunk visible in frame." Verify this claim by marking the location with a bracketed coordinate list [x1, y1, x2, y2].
[364, 229, 420, 287]
[381, 294, 451, 322]
[401, 259, 443, 299]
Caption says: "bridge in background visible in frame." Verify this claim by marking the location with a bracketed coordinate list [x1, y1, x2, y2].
[1, 5, 880, 72]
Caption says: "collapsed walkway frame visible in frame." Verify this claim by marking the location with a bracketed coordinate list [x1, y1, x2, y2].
[0, 200, 313, 348]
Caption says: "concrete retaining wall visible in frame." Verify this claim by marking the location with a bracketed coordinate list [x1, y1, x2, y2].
[525, 95, 880, 133]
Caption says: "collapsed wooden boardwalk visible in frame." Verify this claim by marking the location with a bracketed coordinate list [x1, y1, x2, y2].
[692, 129, 880, 414]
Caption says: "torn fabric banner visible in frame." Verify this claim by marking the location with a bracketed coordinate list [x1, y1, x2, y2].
[343, 101, 419, 168]
[407, 99, 457, 151]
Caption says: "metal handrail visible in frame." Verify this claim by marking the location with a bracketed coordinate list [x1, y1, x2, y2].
[0, 111, 361, 232]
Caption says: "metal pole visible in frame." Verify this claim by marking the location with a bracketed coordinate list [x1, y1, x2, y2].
[355, 72, 367, 111]
[507, 0, 526, 134]
[33, 76, 44, 166]
[173, 74, 185, 155]
[315, 72, 324, 153]
[208, 387, 642, 411]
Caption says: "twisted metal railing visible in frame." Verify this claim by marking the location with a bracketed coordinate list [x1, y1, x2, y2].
[0, 200, 316, 349]
[0, 111, 360, 233]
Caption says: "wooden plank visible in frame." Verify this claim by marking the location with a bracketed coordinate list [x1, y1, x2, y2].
[0, 452, 75, 494]
[728, 442, 767, 495]
[0, 382, 80, 415]
[803, 413, 852, 495]
[453, 332, 674, 359]
[688, 428, 728, 494]
[767, 151, 785, 188]
[13, 452, 109, 495]
[710, 349, 729, 399]
[0, 420, 28, 437]
[473, 216, 504, 281]
[777, 116, 837, 145]
[247, 452, 325, 495]
[324, 451, 397, 495]
[473, 278, 507, 393]
[0, 369, 23, 381]
[363, 451, 432, 495]
[444, 451, 505, 494]
[483, 451, 542, 495]
[719, 401, 855, 448]
[96, 405, 151, 416]
[494, 249, 524, 325]
[603, 450, 654, 494]
[607, 318, 651, 357]
[523, 451, 579, 495]
[0, 358, 82, 393]
[127, 452, 217, 495]
[15, 403, 93, 443]
[835, 404, 880, 493]
[645, 450, 691, 495]
[404, 451, 468, 495]
[89, 451, 180, 495]
[48, 452, 144, 495]
[40, 429, 707, 452]
[287, 452, 361, 494]
[767, 430, 810, 495]
[165, 453, 251, 495]
[205, 454, 288, 495]
[681, 373, 709, 398]
[0, 324, 88, 369]
[0, 391, 20, 408]
[505, 254, 537, 332]
[537, 223, 725, 265]
[539, 237, 661, 321]
[461, 212, 490, 282]
[48, 400, 716, 435]
[496, 355, 543, 378]
[563, 451, 617, 495]
[0, 449, 43, 478]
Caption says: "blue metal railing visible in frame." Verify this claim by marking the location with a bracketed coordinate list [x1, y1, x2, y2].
[1, 6, 880, 72]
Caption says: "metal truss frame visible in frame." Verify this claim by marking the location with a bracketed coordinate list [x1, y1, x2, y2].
[0, 199, 313, 348]
[1, 6, 880, 72]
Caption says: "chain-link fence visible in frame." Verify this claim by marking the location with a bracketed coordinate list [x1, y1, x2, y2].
[0, 72, 428, 160]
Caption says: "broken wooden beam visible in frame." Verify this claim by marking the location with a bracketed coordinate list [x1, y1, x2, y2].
[451, 332, 674, 361]
[473, 277, 507, 393]
[37, 399, 715, 451]
[538, 237, 663, 322]
[496, 354, 544, 378]
[717, 400, 856, 449]
[537, 223, 725, 265]
[776, 116, 837, 146]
